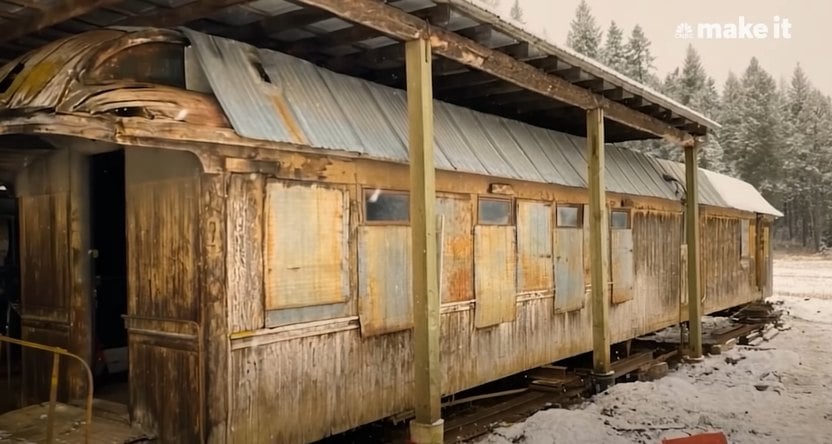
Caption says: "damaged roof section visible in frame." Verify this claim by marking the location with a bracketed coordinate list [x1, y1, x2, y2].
[0, 27, 780, 216]
[0, 27, 228, 127]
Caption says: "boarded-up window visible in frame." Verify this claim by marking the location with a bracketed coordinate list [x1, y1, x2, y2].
[474, 225, 517, 327]
[740, 219, 750, 258]
[517, 201, 553, 292]
[265, 182, 349, 310]
[555, 207, 584, 313]
[437, 195, 473, 302]
[358, 226, 413, 336]
[610, 228, 635, 304]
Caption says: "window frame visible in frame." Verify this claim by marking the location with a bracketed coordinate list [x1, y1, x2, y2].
[477, 196, 515, 226]
[610, 209, 632, 230]
[362, 187, 411, 226]
[556, 204, 584, 229]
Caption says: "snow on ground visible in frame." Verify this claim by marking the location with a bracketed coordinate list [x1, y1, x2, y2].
[481, 257, 832, 444]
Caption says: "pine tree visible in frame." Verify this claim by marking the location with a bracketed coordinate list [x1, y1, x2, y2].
[624, 25, 656, 84]
[509, 0, 524, 23]
[718, 71, 743, 177]
[566, 0, 602, 59]
[728, 58, 783, 197]
[601, 21, 627, 73]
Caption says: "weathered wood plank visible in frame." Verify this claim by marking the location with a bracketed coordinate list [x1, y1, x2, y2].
[201, 173, 228, 443]
[685, 143, 703, 359]
[586, 107, 610, 375]
[227, 174, 265, 333]
[406, 37, 443, 434]
[0, 0, 118, 45]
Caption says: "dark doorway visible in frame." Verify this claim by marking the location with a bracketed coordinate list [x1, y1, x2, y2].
[89, 150, 128, 405]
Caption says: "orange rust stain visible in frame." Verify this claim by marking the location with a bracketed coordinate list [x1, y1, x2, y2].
[270, 91, 309, 146]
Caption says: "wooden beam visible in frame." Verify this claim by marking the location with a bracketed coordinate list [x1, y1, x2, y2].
[685, 141, 703, 361]
[221, 5, 333, 42]
[291, 0, 694, 145]
[0, 0, 118, 45]
[587, 108, 612, 386]
[406, 38, 443, 443]
[124, 0, 251, 27]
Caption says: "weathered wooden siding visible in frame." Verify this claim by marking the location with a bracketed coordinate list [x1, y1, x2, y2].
[516, 201, 553, 292]
[125, 148, 202, 443]
[700, 215, 758, 313]
[223, 158, 764, 444]
[436, 194, 473, 303]
[15, 147, 91, 403]
[227, 174, 265, 333]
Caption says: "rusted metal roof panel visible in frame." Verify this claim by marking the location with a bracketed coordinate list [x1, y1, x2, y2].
[181, 29, 297, 143]
[137, 29, 777, 216]
[443, 105, 520, 179]
[318, 69, 404, 159]
[259, 50, 364, 152]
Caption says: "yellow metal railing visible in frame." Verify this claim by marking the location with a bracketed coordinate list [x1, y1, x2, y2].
[0, 335, 94, 444]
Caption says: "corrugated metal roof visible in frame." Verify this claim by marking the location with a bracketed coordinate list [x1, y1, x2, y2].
[183, 30, 779, 216]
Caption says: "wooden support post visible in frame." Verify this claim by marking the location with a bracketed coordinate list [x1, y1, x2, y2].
[685, 142, 704, 361]
[406, 38, 443, 443]
[587, 108, 612, 388]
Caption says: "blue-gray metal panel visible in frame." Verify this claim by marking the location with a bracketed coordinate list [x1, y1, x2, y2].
[603, 147, 638, 196]
[516, 201, 553, 292]
[434, 102, 487, 173]
[619, 147, 677, 200]
[445, 105, 520, 179]
[358, 226, 413, 336]
[259, 50, 365, 152]
[183, 30, 295, 143]
[528, 128, 586, 188]
[365, 81, 453, 169]
[319, 69, 405, 161]
[552, 133, 590, 188]
[477, 112, 542, 181]
[503, 123, 567, 185]
[555, 228, 585, 312]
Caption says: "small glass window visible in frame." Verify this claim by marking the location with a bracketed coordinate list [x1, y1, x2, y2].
[557, 205, 582, 228]
[611, 210, 630, 229]
[365, 189, 409, 223]
[478, 198, 512, 225]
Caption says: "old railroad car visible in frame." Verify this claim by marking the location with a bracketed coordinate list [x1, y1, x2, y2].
[0, 27, 778, 443]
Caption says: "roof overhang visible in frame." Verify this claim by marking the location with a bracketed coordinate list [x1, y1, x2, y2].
[0, 0, 715, 144]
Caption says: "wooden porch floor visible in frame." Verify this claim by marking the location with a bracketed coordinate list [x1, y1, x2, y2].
[0, 402, 149, 444]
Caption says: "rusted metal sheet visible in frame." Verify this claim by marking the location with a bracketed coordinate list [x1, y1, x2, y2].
[264, 181, 349, 310]
[181, 29, 299, 143]
[474, 225, 516, 328]
[610, 229, 635, 304]
[554, 227, 584, 312]
[436, 194, 473, 303]
[516, 200, 553, 292]
[358, 225, 413, 336]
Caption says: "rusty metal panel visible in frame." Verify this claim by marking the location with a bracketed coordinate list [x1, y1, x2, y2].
[265, 181, 349, 310]
[611, 229, 635, 304]
[516, 201, 553, 292]
[554, 227, 584, 312]
[319, 69, 405, 160]
[181, 29, 297, 143]
[358, 226, 413, 336]
[259, 50, 364, 151]
[474, 225, 517, 328]
[436, 195, 473, 303]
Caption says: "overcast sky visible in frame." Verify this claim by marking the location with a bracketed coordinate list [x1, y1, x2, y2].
[482, 0, 831, 94]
